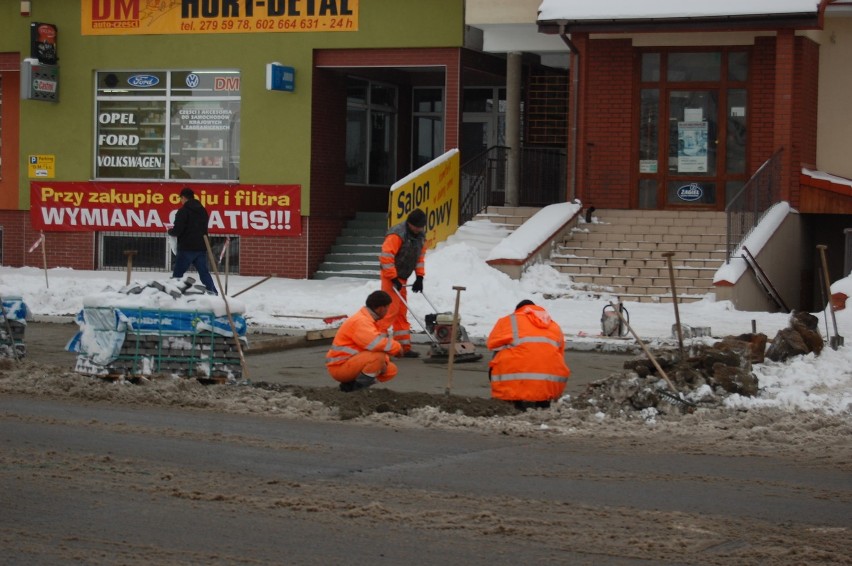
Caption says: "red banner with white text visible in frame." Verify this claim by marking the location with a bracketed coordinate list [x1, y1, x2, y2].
[30, 181, 301, 236]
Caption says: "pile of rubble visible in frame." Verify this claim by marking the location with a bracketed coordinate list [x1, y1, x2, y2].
[569, 311, 825, 417]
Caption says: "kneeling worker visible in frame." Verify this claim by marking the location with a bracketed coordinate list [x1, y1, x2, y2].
[487, 300, 571, 410]
[326, 290, 403, 392]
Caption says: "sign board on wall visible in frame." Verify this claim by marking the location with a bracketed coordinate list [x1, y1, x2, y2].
[28, 155, 55, 178]
[30, 182, 302, 237]
[81, 0, 359, 35]
[21, 58, 59, 102]
[388, 149, 460, 250]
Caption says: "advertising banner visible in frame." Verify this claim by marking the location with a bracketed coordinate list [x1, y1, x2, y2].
[30, 181, 301, 237]
[388, 149, 459, 250]
[81, 0, 358, 36]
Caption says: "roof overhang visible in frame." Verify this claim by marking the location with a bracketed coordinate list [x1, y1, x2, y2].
[537, 0, 824, 35]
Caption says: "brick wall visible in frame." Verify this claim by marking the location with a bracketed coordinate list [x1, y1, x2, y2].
[579, 39, 634, 209]
[0, 210, 94, 269]
[751, 38, 777, 170]
[792, 36, 820, 209]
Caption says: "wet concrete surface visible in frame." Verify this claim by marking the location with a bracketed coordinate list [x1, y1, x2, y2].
[21, 320, 632, 398]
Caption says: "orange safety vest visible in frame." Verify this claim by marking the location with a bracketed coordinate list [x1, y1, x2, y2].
[326, 306, 401, 366]
[486, 304, 571, 402]
[379, 222, 426, 284]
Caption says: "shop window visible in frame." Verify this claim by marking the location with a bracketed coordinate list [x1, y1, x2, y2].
[95, 70, 240, 182]
[99, 231, 240, 274]
[412, 87, 443, 169]
[345, 78, 397, 185]
[667, 52, 721, 82]
[638, 89, 659, 172]
[726, 89, 748, 174]
[728, 52, 749, 82]
[641, 53, 660, 82]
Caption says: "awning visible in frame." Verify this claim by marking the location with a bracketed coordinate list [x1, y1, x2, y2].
[537, 0, 822, 33]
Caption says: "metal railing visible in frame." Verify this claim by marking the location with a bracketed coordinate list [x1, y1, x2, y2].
[725, 147, 784, 263]
[459, 145, 567, 224]
[459, 145, 508, 225]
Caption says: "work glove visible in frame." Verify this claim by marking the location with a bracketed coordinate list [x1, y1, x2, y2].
[392, 278, 403, 291]
[412, 276, 424, 293]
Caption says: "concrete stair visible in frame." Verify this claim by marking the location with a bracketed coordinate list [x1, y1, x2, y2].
[312, 212, 387, 280]
[551, 209, 727, 303]
[473, 205, 542, 231]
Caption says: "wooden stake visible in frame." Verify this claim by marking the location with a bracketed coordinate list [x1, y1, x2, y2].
[204, 235, 248, 380]
[123, 250, 137, 286]
[446, 286, 466, 396]
[40, 232, 49, 289]
[662, 251, 684, 357]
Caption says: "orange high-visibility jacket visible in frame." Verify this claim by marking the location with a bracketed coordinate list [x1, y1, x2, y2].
[326, 306, 402, 366]
[486, 304, 571, 402]
[379, 222, 426, 284]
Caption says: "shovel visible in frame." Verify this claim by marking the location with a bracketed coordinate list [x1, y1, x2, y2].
[817, 245, 844, 350]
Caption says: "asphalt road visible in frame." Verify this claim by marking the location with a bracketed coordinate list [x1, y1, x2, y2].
[1, 395, 849, 565]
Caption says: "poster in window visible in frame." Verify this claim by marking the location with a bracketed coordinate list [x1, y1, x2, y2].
[677, 121, 708, 173]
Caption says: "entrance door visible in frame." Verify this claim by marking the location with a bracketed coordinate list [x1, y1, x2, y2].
[664, 90, 719, 207]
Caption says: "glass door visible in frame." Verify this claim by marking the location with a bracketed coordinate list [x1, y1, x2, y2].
[666, 90, 718, 206]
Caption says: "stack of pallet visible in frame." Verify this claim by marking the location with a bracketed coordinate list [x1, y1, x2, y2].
[69, 277, 246, 382]
[0, 296, 30, 359]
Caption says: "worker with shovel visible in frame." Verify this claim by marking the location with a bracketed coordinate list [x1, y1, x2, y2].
[487, 300, 571, 410]
[326, 291, 403, 392]
[379, 208, 428, 357]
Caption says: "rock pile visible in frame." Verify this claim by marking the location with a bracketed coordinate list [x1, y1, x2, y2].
[569, 311, 825, 417]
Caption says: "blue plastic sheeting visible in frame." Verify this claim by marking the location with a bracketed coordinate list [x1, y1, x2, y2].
[1, 297, 31, 323]
[117, 307, 247, 337]
[67, 307, 247, 366]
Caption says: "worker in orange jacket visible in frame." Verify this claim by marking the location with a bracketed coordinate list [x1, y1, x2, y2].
[379, 208, 427, 358]
[486, 300, 571, 410]
[326, 290, 403, 392]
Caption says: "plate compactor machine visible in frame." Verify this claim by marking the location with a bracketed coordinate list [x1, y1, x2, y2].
[394, 287, 482, 363]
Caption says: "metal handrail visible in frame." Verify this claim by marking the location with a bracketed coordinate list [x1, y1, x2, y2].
[459, 145, 509, 225]
[725, 147, 784, 263]
[458, 145, 566, 224]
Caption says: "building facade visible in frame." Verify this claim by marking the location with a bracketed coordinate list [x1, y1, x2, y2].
[2, 0, 568, 278]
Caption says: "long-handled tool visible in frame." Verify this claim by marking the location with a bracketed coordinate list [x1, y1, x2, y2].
[391, 286, 481, 363]
[204, 236, 248, 380]
[817, 244, 844, 350]
[662, 251, 685, 357]
[607, 301, 695, 409]
[391, 285, 443, 349]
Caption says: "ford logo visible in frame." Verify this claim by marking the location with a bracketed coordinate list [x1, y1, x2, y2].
[676, 183, 703, 202]
[127, 74, 160, 88]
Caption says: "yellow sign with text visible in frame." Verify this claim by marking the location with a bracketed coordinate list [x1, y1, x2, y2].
[28, 155, 55, 179]
[81, 0, 358, 36]
[388, 149, 460, 250]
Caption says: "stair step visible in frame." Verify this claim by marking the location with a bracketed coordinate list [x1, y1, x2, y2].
[312, 271, 377, 281]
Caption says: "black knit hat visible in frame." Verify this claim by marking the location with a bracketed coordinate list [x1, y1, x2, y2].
[180, 187, 195, 199]
[407, 208, 427, 228]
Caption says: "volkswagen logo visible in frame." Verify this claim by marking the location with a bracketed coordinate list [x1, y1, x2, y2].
[185, 73, 200, 88]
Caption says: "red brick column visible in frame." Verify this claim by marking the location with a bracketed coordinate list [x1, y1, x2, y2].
[773, 29, 795, 202]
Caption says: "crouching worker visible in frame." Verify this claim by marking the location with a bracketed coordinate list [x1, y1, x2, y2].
[487, 300, 571, 410]
[326, 291, 403, 392]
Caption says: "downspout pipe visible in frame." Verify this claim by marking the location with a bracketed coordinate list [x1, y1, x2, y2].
[558, 24, 579, 202]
